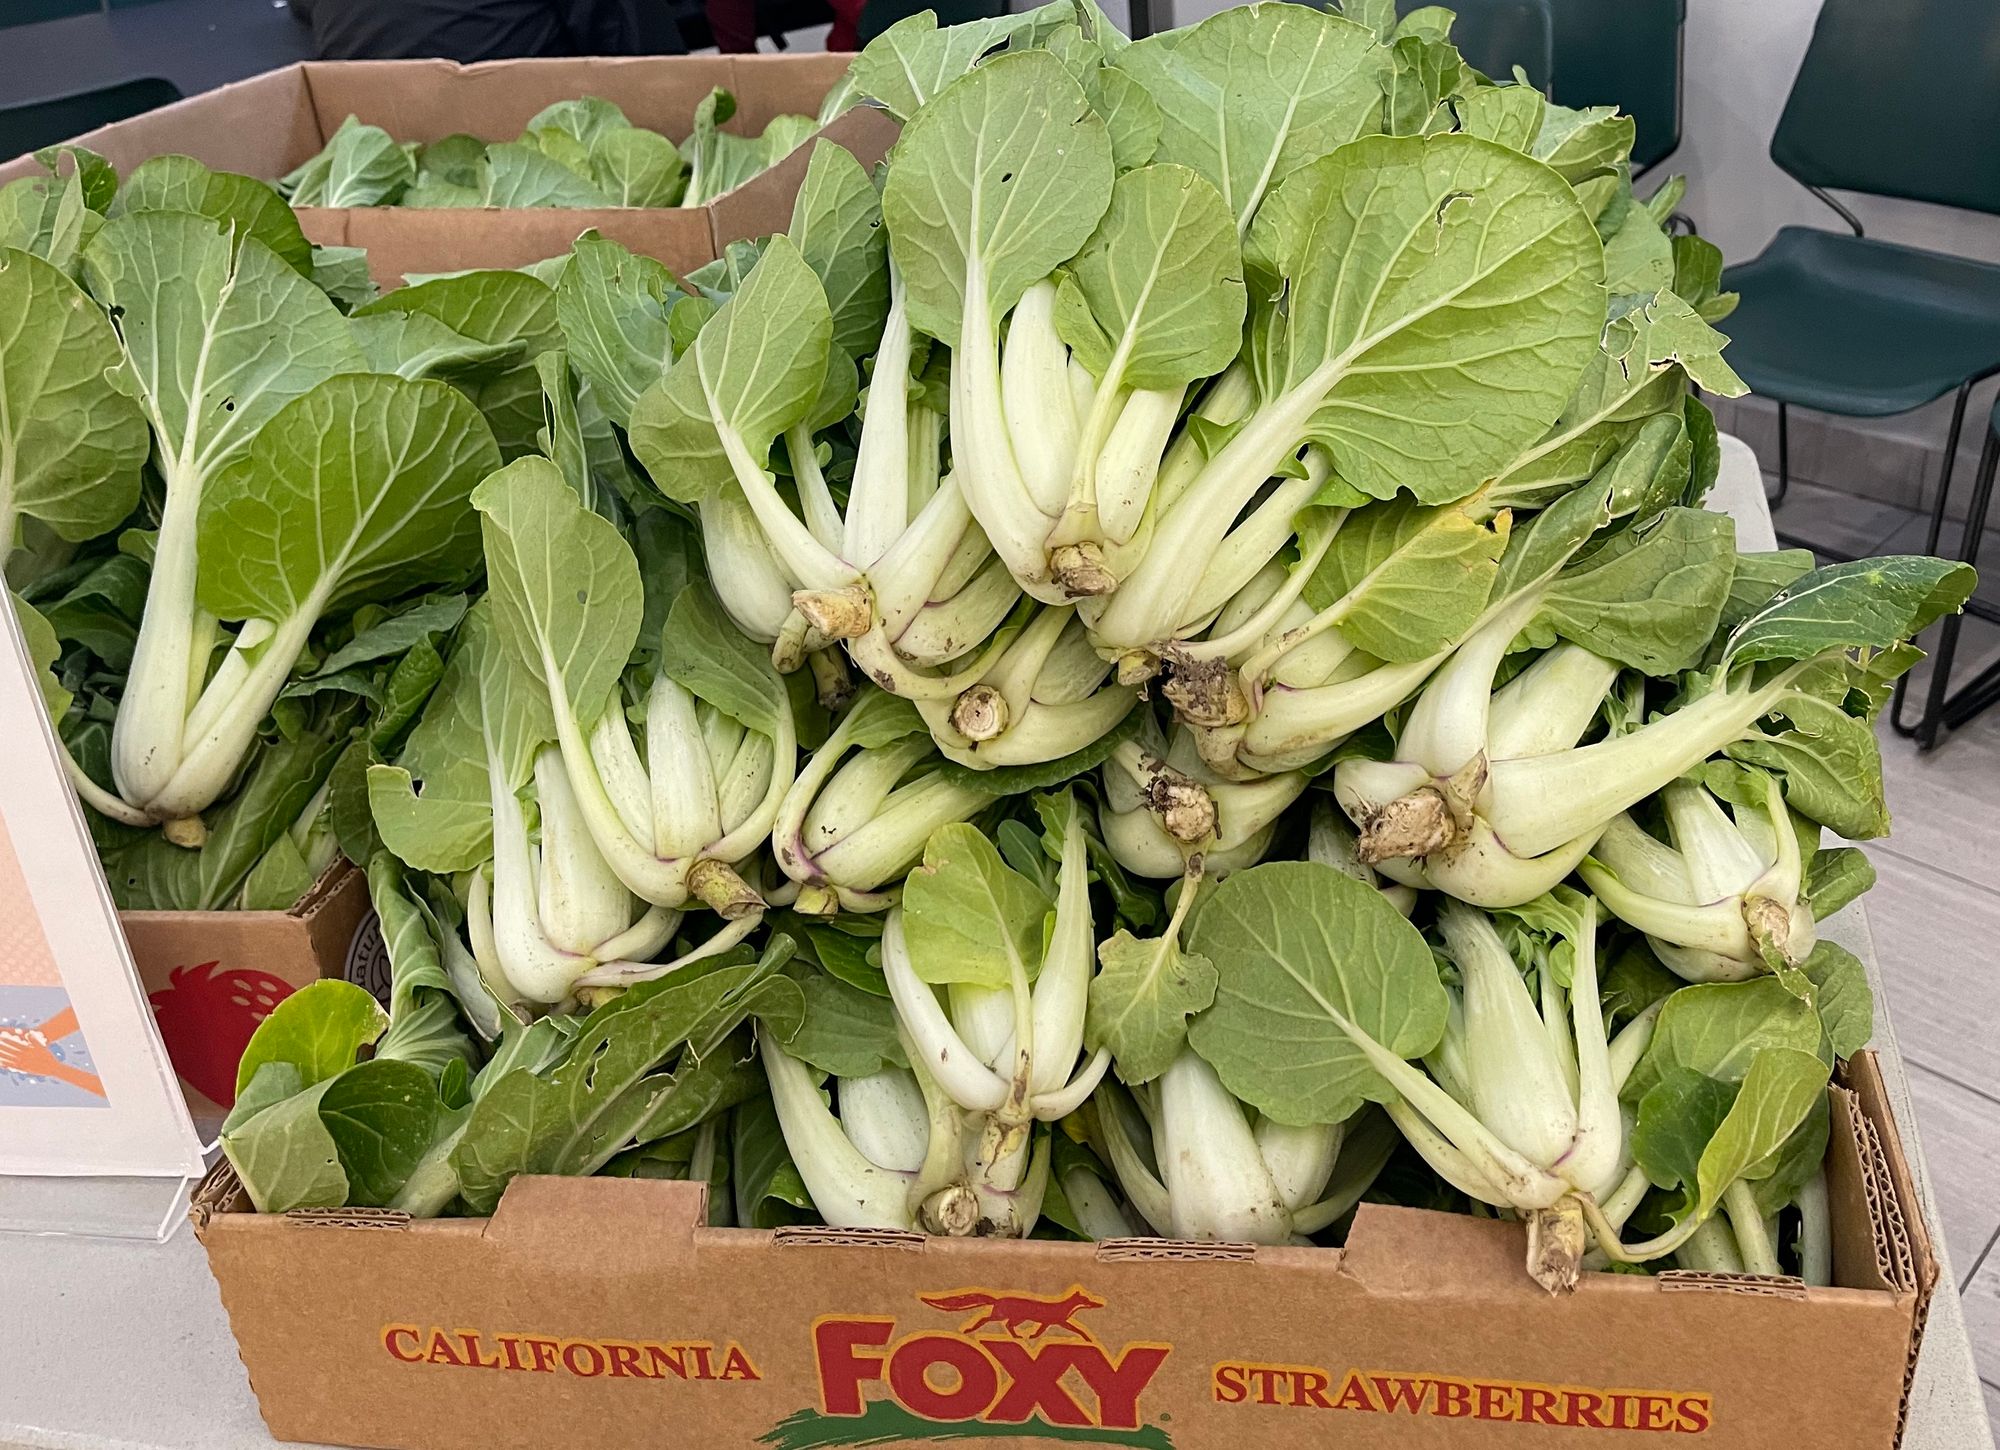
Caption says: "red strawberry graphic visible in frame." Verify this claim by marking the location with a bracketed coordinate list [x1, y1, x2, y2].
[149, 962, 296, 1107]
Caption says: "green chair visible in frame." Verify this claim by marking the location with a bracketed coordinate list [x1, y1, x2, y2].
[1548, 0, 1682, 175]
[1903, 403, 1999, 745]
[1719, 0, 2000, 749]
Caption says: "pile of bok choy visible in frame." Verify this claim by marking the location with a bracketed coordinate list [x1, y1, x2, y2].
[1, 0, 1975, 1295]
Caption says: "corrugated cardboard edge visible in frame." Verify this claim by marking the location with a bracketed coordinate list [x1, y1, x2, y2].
[1843, 1051, 1938, 1448]
[1656, 1270, 1810, 1300]
[1094, 1238, 1259, 1264]
[191, 1156, 249, 1234]
[290, 858, 360, 921]
[193, 1159, 412, 1235]
[772, 1224, 925, 1251]
[115, 858, 358, 933]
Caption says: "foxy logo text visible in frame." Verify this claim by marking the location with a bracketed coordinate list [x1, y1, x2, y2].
[765, 1287, 1174, 1450]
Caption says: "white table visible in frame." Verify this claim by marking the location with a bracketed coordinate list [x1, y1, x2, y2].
[1, 440, 1991, 1450]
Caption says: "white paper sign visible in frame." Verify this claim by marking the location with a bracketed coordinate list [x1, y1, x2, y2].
[0, 601, 204, 1179]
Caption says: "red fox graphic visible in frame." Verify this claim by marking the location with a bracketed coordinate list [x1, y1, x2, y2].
[919, 1289, 1106, 1342]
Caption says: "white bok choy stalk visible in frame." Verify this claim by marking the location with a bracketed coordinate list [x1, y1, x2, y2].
[1170, 864, 1636, 1287]
[1093, 1063, 1398, 1245]
[792, 138, 1022, 686]
[367, 605, 712, 1010]
[1078, 799, 1396, 1243]
[771, 688, 988, 915]
[1331, 498, 1744, 906]
[627, 170, 1019, 699]
[1208, 466, 1709, 778]
[759, 1033, 972, 1232]
[914, 605, 1138, 768]
[1098, 717, 1306, 882]
[753, 943, 977, 1233]
[1370, 893, 1647, 1292]
[881, 792, 1111, 1235]
[1197, 862, 1674, 1284]
[474, 456, 793, 918]
[82, 213, 381, 841]
[547, 235, 816, 665]
[877, 52, 1118, 605]
[1040, 160, 1247, 598]
[1579, 764, 1818, 990]
[145, 370, 494, 843]
[1080, 117, 1607, 672]
[1306, 799, 1416, 917]
[1163, 492, 1509, 776]
[1338, 553, 1976, 910]
[1669, 1168, 1833, 1286]
[882, 52, 1251, 603]
[1044, 1132, 1142, 1242]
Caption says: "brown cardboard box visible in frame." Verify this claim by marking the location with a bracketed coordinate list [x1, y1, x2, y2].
[128, 863, 375, 1130]
[0, 57, 901, 285]
[192, 1049, 1937, 1450]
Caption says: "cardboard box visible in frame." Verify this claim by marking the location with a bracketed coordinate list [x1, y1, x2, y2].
[192, 1050, 1937, 1450]
[129, 863, 375, 1131]
[0, 57, 901, 285]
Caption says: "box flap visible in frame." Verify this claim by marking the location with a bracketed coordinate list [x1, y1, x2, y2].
[484, 1174, 707, 1252]
[1338, 1201, 1545, 1297]
[1843, 1051, 1936, 1298]
[1828, 1082, 1901, 1296]
[0, 66, 320, 184]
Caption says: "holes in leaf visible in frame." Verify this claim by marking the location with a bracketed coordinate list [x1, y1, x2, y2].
[581, 1036, 612, 1091]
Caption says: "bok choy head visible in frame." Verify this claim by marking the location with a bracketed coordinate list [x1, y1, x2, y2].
[1167, 860, 1729, 1288]
[367, 602, 677, 1011]
[1337, 553, 1977, 910]
[93, 263, 493, 841]
[866, 791, 1107, 1234]
[1581, 762, 1822, 992]
[771, 686, 989, 916]
[474, 455, 796, 921]
[1083, 98, 1608, 668]
[1602, 955, 1873, 1281]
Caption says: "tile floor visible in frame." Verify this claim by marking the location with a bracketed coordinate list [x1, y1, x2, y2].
[1768, 478, 2000, 1441]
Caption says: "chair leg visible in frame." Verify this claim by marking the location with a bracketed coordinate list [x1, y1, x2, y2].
[1768, 402, 1791, 507]
[1892, 397, 1992, 749]
[1921, 380, 1975, 556]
